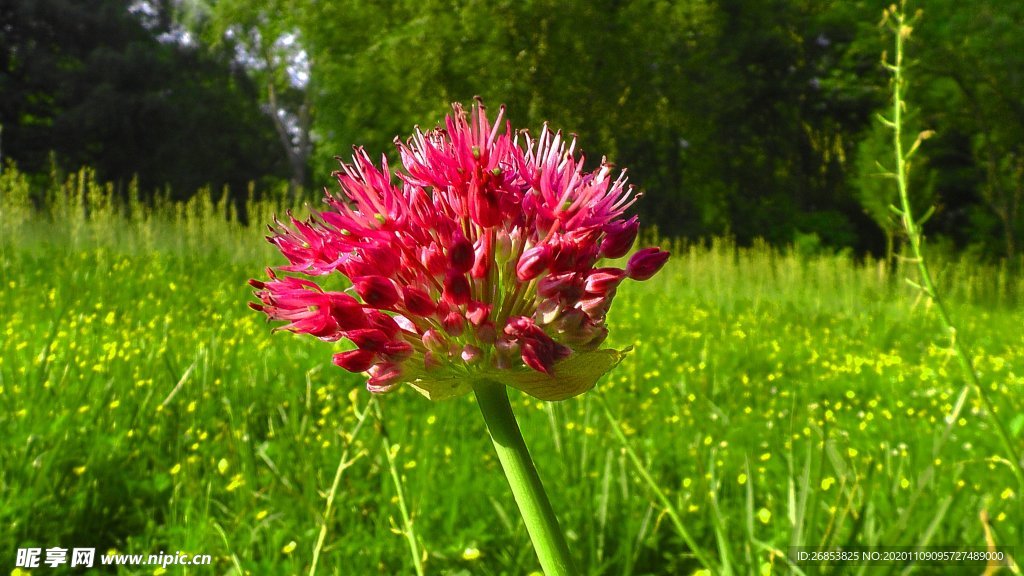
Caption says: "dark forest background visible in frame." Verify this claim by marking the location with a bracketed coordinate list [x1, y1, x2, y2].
[2, 0, 1022, 259]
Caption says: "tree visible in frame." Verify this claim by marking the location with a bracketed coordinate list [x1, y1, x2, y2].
[0, 0, 286, 199]
[189, 0, 313, 195]
[911, 0, 1024, 259]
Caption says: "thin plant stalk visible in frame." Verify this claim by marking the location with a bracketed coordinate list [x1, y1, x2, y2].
[309, 396, 375, 576]
[474, 381, 577, 576]
[597, 395, 718, 572]
[374, 402, 426, 576]
[883, 2, 1024, 491]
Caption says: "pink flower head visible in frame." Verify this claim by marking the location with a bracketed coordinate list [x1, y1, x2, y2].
[251, 100, 669, 400]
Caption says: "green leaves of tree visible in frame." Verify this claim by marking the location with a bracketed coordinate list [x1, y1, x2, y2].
[0, 0, 286, 199]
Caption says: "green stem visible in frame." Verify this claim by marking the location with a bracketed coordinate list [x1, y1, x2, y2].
[309, 397, 374, 576]
[888, 3, 1024, 491]
[474, 381, 577, 576]
[375, 402, 426, 576]
[597, 395, 718, 572]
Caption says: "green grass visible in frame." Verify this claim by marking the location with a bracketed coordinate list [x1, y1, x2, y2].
[1, 168, 1022, 575]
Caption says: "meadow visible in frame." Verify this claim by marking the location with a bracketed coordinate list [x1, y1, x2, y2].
[1, 167, 1022, 575]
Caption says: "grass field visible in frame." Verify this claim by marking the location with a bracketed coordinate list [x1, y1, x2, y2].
[2, 168, 1023, 575]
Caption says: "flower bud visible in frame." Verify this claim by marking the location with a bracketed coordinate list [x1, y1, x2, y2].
[353, 276, 400, 307]
[538, 272, 583, 301]
[556, 309, 608, 350]
[383, 340, 414, 362]
[466, 301, 492, 327]
[576, 325, 608, 351]
[494, 229, 513, 263]
[509, 317, 571, 375]
[360, 244, 401, 277]
[442, 311, 465, 337]
[345, 328, 389, 352]
[536, 297, 561, 325]
[572, 241, 600, 273]
[584, 268, 626, 296]
[550, 239, 581, 274]
[422, 244, 447, 276]
[394, 315, 417, 333]
[625, 247, 670, 281]
[504, 315, 542, 339]
[600, 216, 639, 259]
[448, 235, 474, 273]
[516, 244, 551, 281]
[476, 321, 497, 344]
[402, 286, 436, 316]
[367, 362, 403, 393]
[471, 234, 493, 279]
[494, 337, 520, 369]
[578, 295, 613, 320]
[340, 257, 378, 279]
[556, 308, 587, 332]
[470, 186, 502, 228]
[365, 310, 401, 338]
[443, 271, 471, 305]
[329, 292, 369, 330]
[308, 316, 342, 341]
[332, 349, 376, 373]
[521, 341, 552, 374]
[422, 328, 447, 353]
[327, 291, 361, 311]
[461, 344, 483, 364]
[423, 350, 442, 371]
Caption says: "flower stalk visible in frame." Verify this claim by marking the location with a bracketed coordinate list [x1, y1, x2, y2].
[884, 2, 1024, 491]
[376, 401, 427, 576]
[597, 395, 717, 572]
[474, 381, 577, 576]
[309, 396, 375, 576]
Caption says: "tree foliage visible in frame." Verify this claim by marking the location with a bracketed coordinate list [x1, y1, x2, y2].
[910, 0, 1024, 259]
[3, 0, 1022, 258]
[0, 0, 286, 198]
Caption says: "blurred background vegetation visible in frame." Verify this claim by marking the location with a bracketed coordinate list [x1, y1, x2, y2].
[2, 0, 1022, 259]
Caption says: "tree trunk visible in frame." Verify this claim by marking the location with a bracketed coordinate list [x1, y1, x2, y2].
[267, 81, 311, 200]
